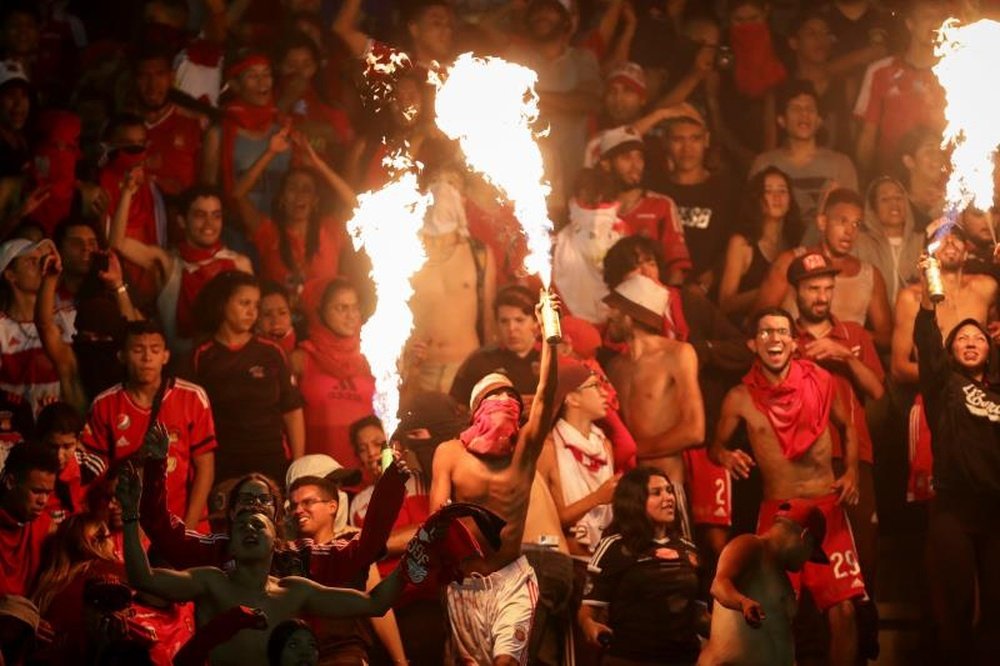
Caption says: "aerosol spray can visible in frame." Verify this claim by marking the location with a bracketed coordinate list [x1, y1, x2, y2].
[924, 256, 946, 304]
[380, 440, 395, 473]
[540, 289, 562, 344]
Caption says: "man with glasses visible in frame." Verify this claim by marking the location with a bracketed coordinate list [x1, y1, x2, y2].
[755, 188, 892, 349]
[710, 307, 864, 666]
[287, 471, 408, 665]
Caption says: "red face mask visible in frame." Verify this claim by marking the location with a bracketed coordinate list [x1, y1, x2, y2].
[106, 146, 147, 173]
[459, 399, 522, 457]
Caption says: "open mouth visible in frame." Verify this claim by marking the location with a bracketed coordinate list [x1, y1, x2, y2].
[766, 344, 784, 363]
[962, 351, 981, 362]
[242, 534, 261, 546]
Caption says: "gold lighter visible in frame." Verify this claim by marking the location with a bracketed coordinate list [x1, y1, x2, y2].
[924, 256, 945, 304]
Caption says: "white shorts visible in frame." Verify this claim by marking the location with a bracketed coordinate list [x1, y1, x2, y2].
[445, 555, 538, 665]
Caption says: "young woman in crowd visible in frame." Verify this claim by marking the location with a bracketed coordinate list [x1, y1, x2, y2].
[718, 165, 802, 321]
[257, 280, 298, 354]
[291, 277, 374, 469]
[189, 270, 305, 485]
[267, 619, 320, 666]
[578, 467, 705, 665]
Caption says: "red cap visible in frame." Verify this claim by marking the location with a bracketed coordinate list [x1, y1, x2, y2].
[774, 500, 828, 563]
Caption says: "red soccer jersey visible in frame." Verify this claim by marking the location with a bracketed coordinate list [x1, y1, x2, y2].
[83, 379, 217, 517]
[854, 56, 945, 171]
[0, 507, 52, 596]
[145, 105, 204, 197]
[619, 192, 693, 271]
[796, 318, 883, 463]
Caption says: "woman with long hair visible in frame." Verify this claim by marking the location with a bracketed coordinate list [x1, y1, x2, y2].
[190, 270, 305, 485]
[290, 277, 374, 469]
[251, 161, 352, 300]
[718, 166, 803, 320]
[578, 467, 703, 665]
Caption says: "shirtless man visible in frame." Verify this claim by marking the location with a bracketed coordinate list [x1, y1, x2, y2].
[755, 188, 893, 349]
[710, 308, 864, 666]
[430, 293, 558, 666]
[117, 466, 404, 666]
[603, 273, 705, 535]
[891, 222, 997, 384]
[409, 174, 497, 394]
[698, 501, 829, 666]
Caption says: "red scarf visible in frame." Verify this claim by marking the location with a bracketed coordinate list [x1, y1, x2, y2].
[220, 100, 279, 195]
[177, 240, 237, 338]
[742, 359, 833, 460]
[663, 287, 690, 341]
[730, 22, 787, 99]
[459, 400, 522, 457]
[301, 319, 369, 380]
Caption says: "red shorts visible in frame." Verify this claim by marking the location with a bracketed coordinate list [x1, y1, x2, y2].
[757, 494, 867, 611]
[907, 395, 935, 502]
[684, 447, 732, 527]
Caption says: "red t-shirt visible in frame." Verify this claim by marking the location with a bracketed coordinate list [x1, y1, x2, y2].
[145, 105, 204, 197]
[0, 506, 52, 595]
[619, 192, 693, 271]
[82, 379, 217, 517]
[252, 217, 347, 295]
[796, 318, 883, 463]
[854, 56, 945, 171]
[299, 349, 375, 469]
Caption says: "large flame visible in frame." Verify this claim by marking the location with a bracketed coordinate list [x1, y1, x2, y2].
[934, 18, 1000, 218]
[433, 53, 554, 286]
[346, 154, 430, 436]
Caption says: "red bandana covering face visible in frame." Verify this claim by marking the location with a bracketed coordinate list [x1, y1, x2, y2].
[177, 240, 237, 338]
[301, 318, 369, 380]
[742, 359, 834, 460]
[459, 399, 522, 457]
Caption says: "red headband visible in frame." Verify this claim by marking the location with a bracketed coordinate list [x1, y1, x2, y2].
[225, 54, 270, 81]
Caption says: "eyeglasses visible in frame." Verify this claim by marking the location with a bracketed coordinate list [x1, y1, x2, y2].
[236, 492, 276, 508]
[289, 497, 334, 512]
[757, 327, 792, 340]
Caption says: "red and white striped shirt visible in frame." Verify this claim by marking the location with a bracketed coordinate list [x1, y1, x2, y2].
[0, 310, 74, 415]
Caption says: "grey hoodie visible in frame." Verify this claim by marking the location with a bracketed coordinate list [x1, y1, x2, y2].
[853, 177, 925, 305]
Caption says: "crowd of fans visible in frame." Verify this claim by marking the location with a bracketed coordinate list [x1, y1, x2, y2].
[1, 0, 999, 665]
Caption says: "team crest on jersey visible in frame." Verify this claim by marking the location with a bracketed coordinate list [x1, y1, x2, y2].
[513, 626, 527, 643]
[116, 436, 130, 449]
[117, 413, 131, 430]
[249, 365, 265, 379]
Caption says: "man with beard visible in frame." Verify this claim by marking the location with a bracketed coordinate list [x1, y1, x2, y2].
[710, 308, 864, 666]
[790, 253, 883, 646]
[596, 126, 691, 286]
[507, 0, 601, 189]
[603, 273, 705, 535]
[429, 292, 558, 666]
[755, 188, 892, 349]
[82, 319, 216, 530]
[131, 47, 209, 198]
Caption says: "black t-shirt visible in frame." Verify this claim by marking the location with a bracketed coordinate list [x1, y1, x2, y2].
[659, 171, 739, 277]
[584, 533, 702, 663]
[449, 345, 540, 409]
[185, 337, 303, 484]
[819, 3, 903, 62]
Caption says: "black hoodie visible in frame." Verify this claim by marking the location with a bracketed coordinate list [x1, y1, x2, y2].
[915, 307, 1000, 507]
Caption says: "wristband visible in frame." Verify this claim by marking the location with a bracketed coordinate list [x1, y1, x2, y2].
[114, 284, 128, 294]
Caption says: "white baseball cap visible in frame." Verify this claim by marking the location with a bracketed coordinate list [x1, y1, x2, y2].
[0, 60, 29, 89]
[0, 239, 56, 274]
[598, 125, 644, 161]
[602, 273, 667, 330]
